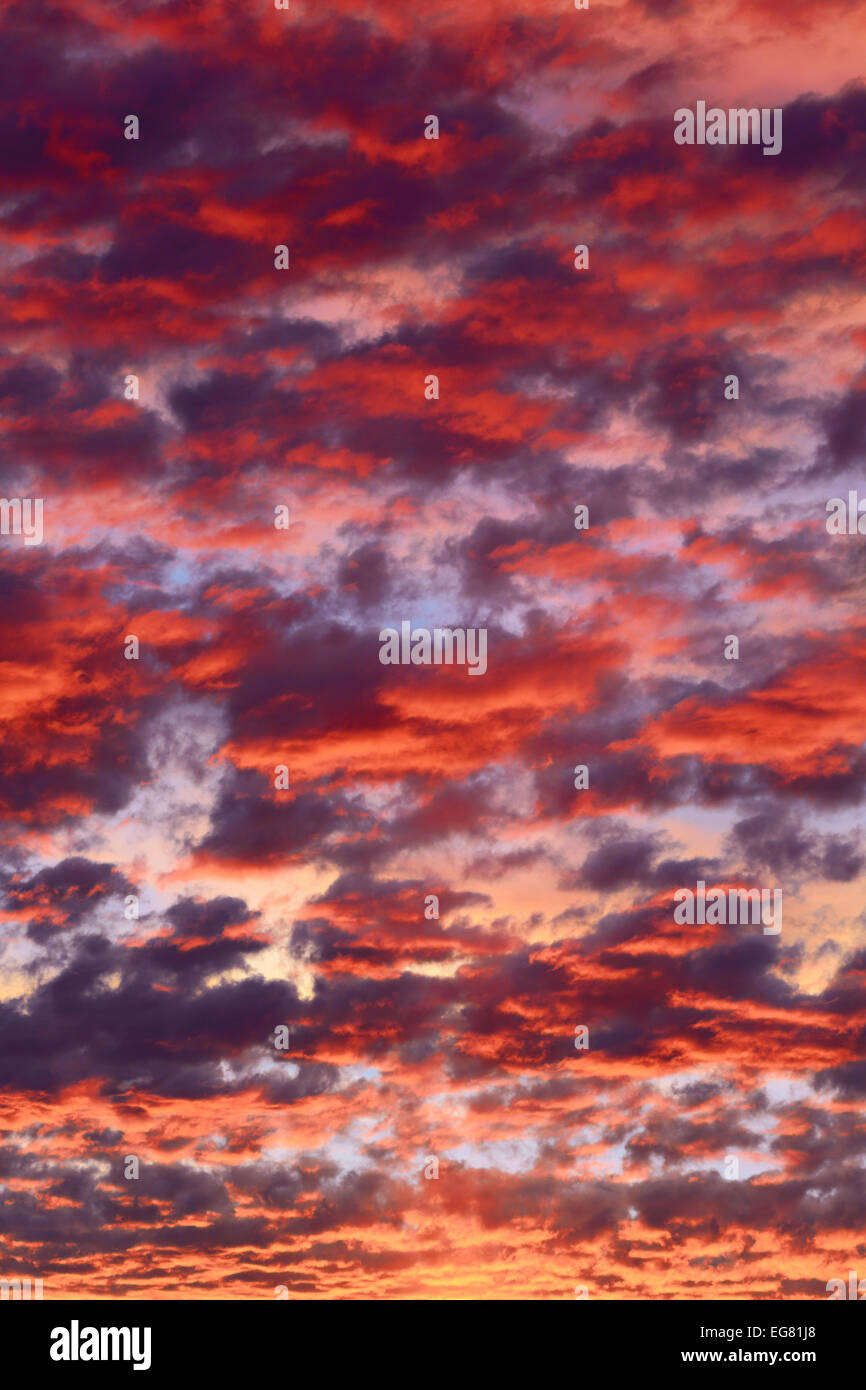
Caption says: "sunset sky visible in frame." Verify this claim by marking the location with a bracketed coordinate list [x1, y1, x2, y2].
[1, 0, 865, 1300]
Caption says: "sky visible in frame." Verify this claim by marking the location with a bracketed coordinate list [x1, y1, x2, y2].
[0, 0, 865, 1300]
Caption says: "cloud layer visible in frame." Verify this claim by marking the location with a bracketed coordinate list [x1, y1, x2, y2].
[0, 0, 865, 1299]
